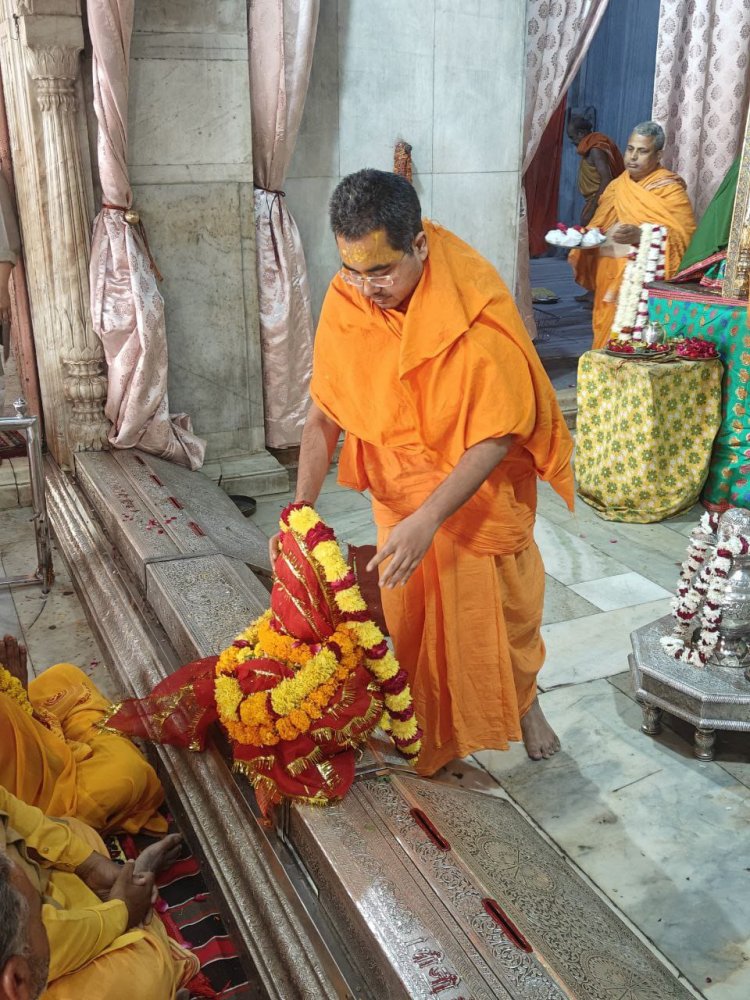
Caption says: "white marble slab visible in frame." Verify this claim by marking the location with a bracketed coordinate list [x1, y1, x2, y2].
[433, 0, 525, 174]
[0, 508, 107, 690]
[570, 571, 672, 612]
[535, 514, 630, 586]
[539, 598, 671, 687]
[477, 679, 750, 998]
[542, 574, 599, 625]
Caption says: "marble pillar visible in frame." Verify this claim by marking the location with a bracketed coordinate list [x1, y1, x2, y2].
[123, 2, 287, 495]
[0, 1, 109, 468]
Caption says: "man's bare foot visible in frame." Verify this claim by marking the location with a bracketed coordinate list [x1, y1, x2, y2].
[2, 634, 28, 688]
[520, 697, 560, 761]
[133, 833, 183, 877]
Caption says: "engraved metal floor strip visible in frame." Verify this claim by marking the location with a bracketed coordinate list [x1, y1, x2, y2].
[291, 773, 694, 999]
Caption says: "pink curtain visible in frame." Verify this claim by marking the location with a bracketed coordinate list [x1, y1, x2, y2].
[248, 0, 318, 450]
[88, 0, 205, 469]
[652, 0, 750, 219]
[517, 0, 610, 339]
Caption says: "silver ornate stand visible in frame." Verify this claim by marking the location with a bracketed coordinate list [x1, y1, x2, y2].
[630, 617, 750, 761]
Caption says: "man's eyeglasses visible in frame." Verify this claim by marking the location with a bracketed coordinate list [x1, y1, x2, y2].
[339, 252, 407, 289]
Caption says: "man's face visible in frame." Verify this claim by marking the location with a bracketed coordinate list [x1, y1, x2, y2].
[0, 864, 49, 1000]
[625, 132, 660, 181]
[336, 228, 428, 310]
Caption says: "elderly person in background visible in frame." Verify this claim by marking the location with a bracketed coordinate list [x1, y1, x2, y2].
[567, 114, 625, 228]
[569, 121, 696, 349]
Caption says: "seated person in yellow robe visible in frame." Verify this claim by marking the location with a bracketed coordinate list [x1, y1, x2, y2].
[0, 637, 165, 835]
[0, 784, 196, 1000]
[569, 121, 696, 349]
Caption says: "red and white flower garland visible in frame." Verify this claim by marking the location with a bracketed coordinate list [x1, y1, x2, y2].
[611, 224, 667, 341]
[661, 512, 749, 666]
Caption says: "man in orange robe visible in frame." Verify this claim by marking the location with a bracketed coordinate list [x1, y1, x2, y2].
[569, 121, 696, 350]
[278, 169, 574, 775]
[567, 116, 625, 226]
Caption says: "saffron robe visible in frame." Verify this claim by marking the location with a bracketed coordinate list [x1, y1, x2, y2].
[576, 132, 625, 217]
[0, 784, 198, 1000]
[311, 221, 574, 774]
[0, 663, 166, 835]
[569, 168, 696, 349]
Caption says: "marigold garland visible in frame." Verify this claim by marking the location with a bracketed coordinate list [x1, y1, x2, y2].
[283, 503, 422, 761]
[0, 666, 33, 716]
[211, 503, 422, 764]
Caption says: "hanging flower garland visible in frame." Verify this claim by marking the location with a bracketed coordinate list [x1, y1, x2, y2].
[611, 223, 667, 341]
[281, 503, 422, 759]
[661, 513, 749, 666]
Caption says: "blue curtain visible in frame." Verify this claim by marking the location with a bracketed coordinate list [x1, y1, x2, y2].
[557, 0, 660, 226]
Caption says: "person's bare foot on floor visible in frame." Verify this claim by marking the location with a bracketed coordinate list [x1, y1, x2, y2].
[520, 697, 560, 761]
[133, 833, 183, 877]
[2, 634, 28, 688]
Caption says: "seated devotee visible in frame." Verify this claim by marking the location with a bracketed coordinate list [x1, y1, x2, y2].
[0, 783, 196, 1000]
[272, 169, 574, 773]
[569, 121, 696, 349]
[567, 114, 625, 227]
[0, 636, 166, 835]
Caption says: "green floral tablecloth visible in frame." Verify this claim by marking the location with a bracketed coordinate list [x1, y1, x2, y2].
[575, 351, 723, 522]
[649, 287, 749, 510]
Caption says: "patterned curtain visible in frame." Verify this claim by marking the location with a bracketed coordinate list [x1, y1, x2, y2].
[652, 0, 750, 219]
[248, 0, 319, 450]
[517, 0, 610, 338]
[88, 0, 205, 469]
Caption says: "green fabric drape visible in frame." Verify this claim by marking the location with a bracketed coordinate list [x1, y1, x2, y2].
[679, 158, 740, 272]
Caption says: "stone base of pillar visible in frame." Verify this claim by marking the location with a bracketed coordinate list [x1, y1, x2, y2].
[201, 450, 289, 498]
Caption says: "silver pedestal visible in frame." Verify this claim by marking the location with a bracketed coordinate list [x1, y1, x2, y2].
[630, 615, 750, 760]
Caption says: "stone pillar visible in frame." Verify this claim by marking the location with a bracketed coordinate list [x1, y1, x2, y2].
[0, 1, 108, 467]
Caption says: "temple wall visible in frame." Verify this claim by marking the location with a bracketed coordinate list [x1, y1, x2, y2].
[120, 2, 285, 491]
[286, 0, 527, 321]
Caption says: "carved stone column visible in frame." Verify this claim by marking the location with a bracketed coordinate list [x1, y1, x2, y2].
[0, 2, 108, 467]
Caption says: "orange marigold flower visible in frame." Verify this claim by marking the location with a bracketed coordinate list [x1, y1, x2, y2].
[276, 718, 299, 741]
[289, 708, 312, 732]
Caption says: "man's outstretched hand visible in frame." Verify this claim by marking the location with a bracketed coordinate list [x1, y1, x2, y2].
[366, 510, 437, 589]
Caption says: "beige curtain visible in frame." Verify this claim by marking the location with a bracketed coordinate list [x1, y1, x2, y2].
[518, 0, 610, 338]
[652, 0, 750, 218]
[248, 0, 319, 450]
[88, 0, 205, 469]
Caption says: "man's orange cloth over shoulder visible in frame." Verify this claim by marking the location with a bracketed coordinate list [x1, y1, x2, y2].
[577, 131, 626, 178]
[311, 222, 574, 774]
[570, 168, 696, 349]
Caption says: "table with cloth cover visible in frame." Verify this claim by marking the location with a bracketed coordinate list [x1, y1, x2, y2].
[575, 350, 723, 522]
[648, 281, 750, 511]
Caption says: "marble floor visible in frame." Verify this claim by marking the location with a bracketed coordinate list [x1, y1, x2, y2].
[4, 476, 748, 998]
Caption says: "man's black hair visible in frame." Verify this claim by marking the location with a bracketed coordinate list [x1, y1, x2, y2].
[329, 169, 423, 254]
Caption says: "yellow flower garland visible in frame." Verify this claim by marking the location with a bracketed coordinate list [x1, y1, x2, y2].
[210, 502, 421, 763]
[0, 666, 33, 716]
[214, 612, 362, 747]
[285, 504, 421, 760]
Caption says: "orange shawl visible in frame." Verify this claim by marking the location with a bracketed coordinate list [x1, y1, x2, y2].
[570, 168, 696, 347]
[311, 222, 574, 556]
[577, 132, 626, 177]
